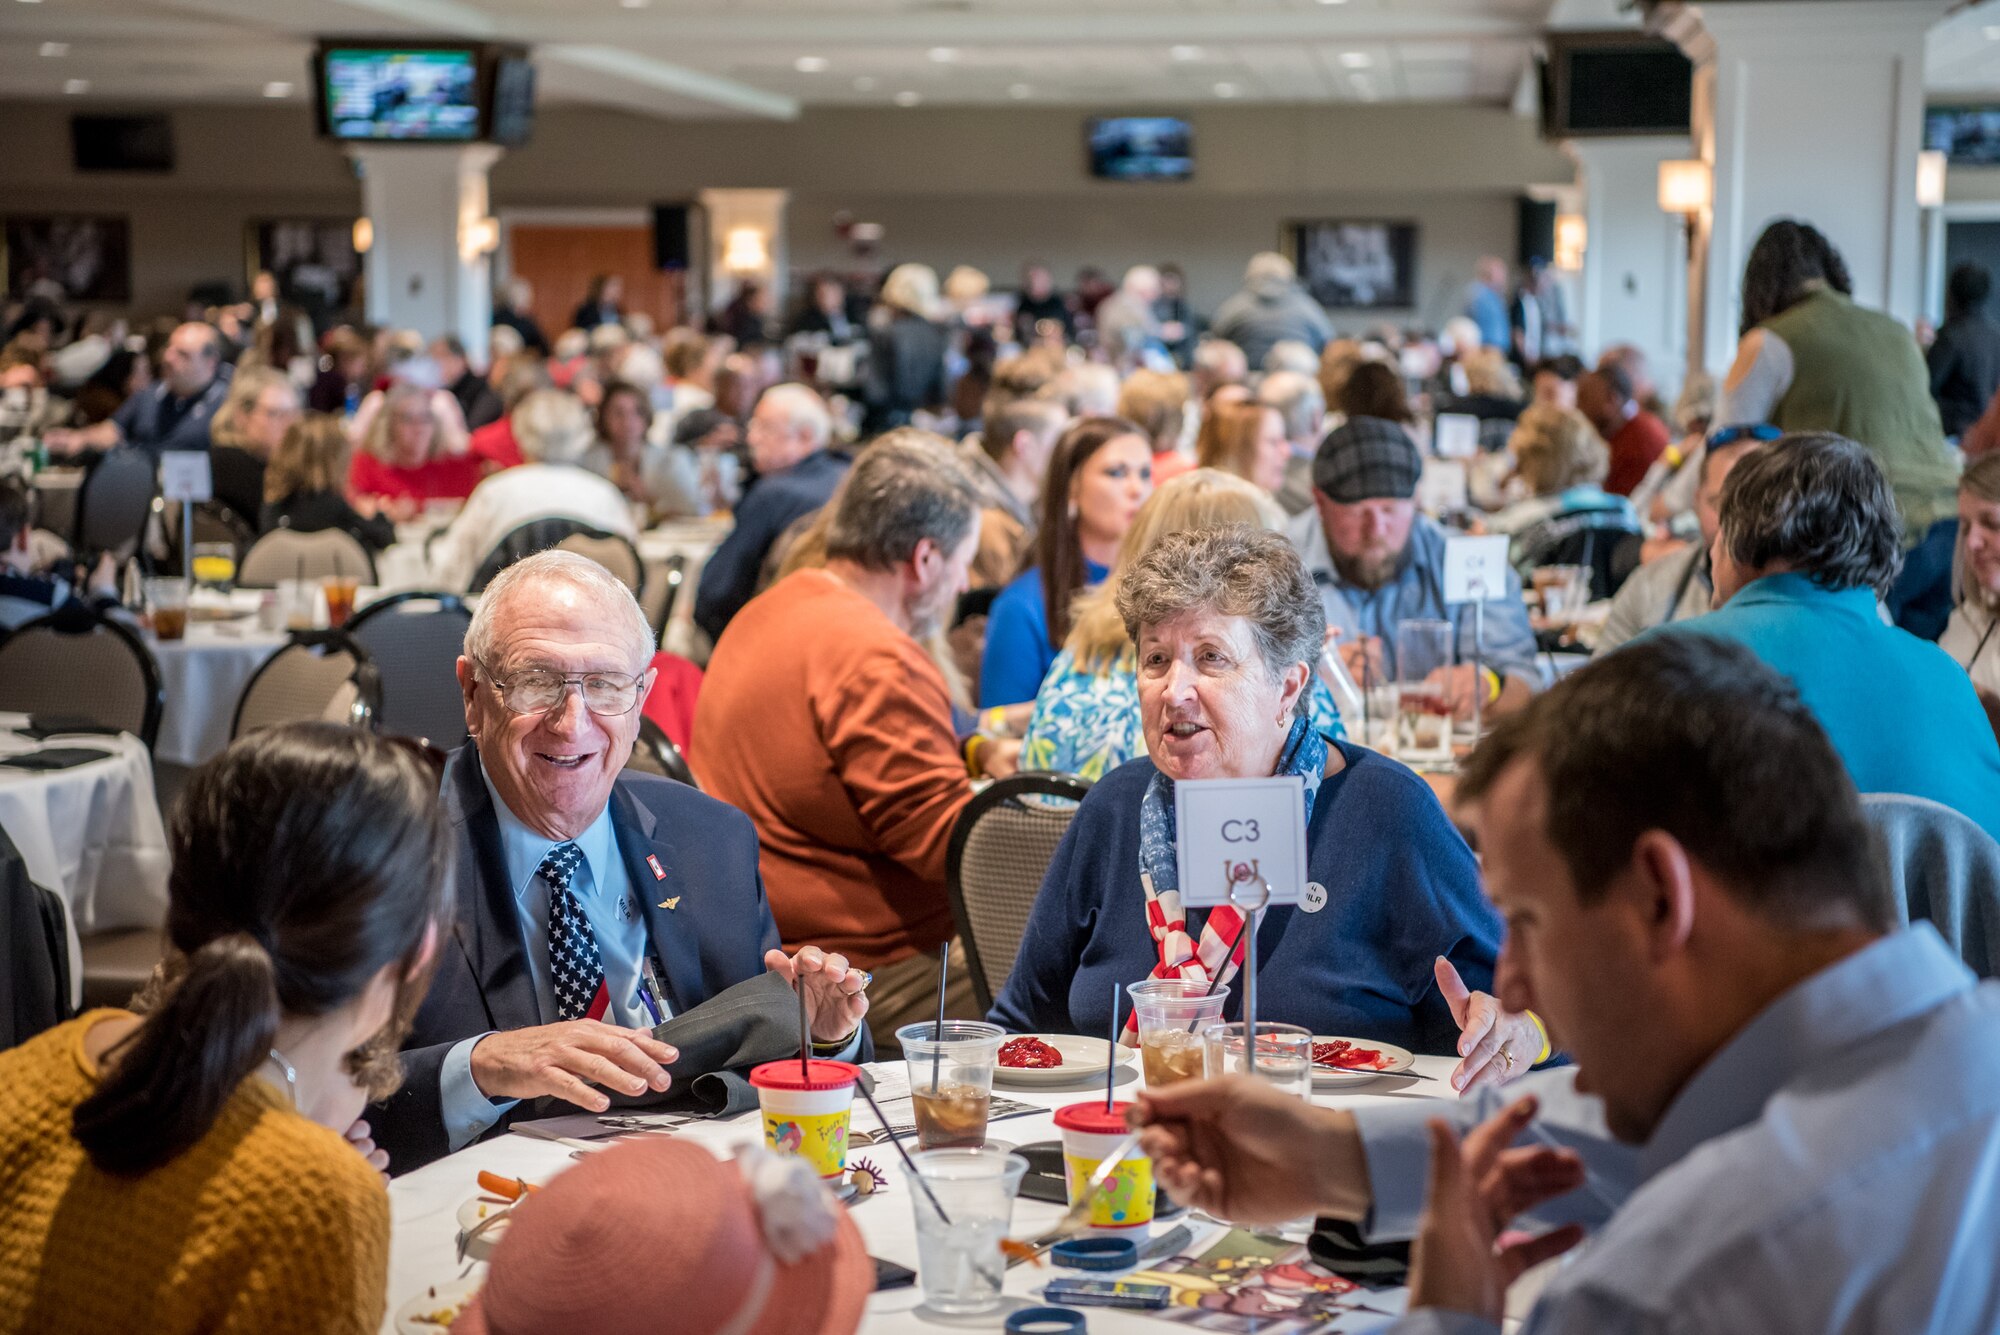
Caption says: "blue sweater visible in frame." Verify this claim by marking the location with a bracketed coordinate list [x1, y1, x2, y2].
[979, 559, 1108, 707]
[1655, 573, 2000, 841]
[988, 743, 1502, 1054]
[694, 449, 850, 644]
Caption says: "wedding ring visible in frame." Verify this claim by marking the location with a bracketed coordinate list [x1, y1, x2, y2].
[1497, 1043, 1516, 1072]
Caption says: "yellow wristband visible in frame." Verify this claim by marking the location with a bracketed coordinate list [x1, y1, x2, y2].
[1526, 1011, 1551, 1065]
[1481, 666, 1502, 705]
[964, 734, 987, 778]
[981, 706, 1010, 736]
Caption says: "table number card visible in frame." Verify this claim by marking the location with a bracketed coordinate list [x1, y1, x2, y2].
[1433, 412, 1481, 460]
[1174, 776, 1308, 909]
[159, 451, 213, 504]
[1443, 534, 1511, 604]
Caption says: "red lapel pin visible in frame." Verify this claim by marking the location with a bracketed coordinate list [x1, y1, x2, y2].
[646, 854, 667, 882]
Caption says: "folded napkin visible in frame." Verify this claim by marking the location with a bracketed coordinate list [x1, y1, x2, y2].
[0, 747, 114, 772]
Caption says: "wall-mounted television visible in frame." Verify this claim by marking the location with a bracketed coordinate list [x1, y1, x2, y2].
[1539, 32, 1692, 139]
[1926, 105, 2000, 167]
[71, 114, 175, 172]
[1088, 116, 1193, 182]
[312, 41, 534, 145]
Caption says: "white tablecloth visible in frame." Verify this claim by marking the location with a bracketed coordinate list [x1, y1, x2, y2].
[385, 1055, 1460, 1334]
[0, 717, 169, 1005]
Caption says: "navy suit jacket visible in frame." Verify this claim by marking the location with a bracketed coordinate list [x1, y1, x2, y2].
[372, 745, 782, 1171]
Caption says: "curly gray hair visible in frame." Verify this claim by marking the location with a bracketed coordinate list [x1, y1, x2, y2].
[464, 550, 654, 674]
[1116, 525, 1326, 717]
[1718, 431, 1903, 596]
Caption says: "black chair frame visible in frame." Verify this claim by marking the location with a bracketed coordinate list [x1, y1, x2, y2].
[0, 600, 165, 752]
[229, 627, 382, 739]
[945, 770, 1092, 1014]
[633, 714, 699, 788]
[469, 518, 643, 597]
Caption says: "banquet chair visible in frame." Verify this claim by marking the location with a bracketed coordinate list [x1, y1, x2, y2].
[75, 448, 157, 562]
[1862, 792, 2000, 979]
[557, 531, 646, 600]
[230, 629, 381, 740]
[1, 823, 73, 1046]
[946, 771, 1092, 1013]
[239, 527, 377, 587]
[163, 499, 258, 572]
[467, 517, 600, 594]
[347, 591, 474, 750]
[643, 553, 686, 647]
[626, 715, 698, 788]
[0, 602, 163, 751]
[79, 927, 167, 1012]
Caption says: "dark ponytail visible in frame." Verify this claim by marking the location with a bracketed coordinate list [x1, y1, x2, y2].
[1739, 219, 1855, 335]
[70, 724, 452, 1177]
[74, 934, 282, 1174]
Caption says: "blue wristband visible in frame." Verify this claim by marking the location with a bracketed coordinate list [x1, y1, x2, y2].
[1050, 1237, 1138, 1271]
[1007, 1307, 1087, 1335]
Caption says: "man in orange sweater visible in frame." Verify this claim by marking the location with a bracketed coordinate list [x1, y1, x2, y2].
[695, 437, 984, 1044]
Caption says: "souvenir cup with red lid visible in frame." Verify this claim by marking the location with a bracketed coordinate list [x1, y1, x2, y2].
[749, 1060, 862, 1180]
[1053, 1101, 1155, 1235]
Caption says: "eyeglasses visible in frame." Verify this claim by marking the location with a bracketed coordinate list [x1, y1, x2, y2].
[478, 661, 647, 717]
[1705, 422, 1783, 450]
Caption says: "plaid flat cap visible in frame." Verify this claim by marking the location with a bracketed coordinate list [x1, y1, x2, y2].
[1312, 416, 1422, 503]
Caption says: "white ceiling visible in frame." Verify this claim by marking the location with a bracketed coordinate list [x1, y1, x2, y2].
[1, 0, 1997, 120]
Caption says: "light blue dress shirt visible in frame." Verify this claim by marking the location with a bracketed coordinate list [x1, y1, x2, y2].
[1361, 925, 2000, 1334]
[1287, 509, 1540, 684]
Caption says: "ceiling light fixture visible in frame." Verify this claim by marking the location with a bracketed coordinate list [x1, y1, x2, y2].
[895, 90, 922, 106]
[795, 55, 828, 73]
[1213, 81, 1239, 98]
[621, 0, 650, 8]
[264, 81, 292, 97]
[928, 47, 956, 62]
[1339, 51, 1373, 68]
[63, 78, 89, 94]
[1317, 0, 1349, 6]
[1170, 45, 1202, 62]
[40, 41, 68, 57]
[1009, 83, 1032, 99]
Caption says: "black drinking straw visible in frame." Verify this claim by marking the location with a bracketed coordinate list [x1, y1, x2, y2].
[1184, 914, 1248, 1032]
[857, 1081, 952, 1226]
[931, 941, 950, 1094]
[797, 975, 811, 1082]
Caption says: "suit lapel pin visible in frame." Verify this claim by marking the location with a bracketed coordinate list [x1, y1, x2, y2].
[658, 896, 682, 911]
[647, 854, 667, 882]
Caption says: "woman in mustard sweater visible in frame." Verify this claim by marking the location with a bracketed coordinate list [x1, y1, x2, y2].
[0, 725, 453, 1335]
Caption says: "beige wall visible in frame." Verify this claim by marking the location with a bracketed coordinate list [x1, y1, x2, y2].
[0, 98, 1573, 327]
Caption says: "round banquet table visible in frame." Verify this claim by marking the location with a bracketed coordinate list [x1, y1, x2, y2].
[0, 716, 169, 1007]
[384, 1052, 1466, 1335]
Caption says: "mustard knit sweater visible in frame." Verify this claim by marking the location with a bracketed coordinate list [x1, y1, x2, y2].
[0, 1011, 390, 1334]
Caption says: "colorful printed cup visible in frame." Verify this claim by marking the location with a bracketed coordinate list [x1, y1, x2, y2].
[749, 1060, 861, 1179]
[1053, 1100, 1155, 1235]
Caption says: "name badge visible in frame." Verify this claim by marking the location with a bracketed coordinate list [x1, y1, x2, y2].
[1174, 776, 1307, 909]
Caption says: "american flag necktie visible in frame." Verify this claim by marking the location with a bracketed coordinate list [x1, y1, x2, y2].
[542, 842, 609, 1022]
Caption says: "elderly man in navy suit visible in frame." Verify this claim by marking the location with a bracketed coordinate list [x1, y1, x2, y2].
[372, 550, 868, 1170]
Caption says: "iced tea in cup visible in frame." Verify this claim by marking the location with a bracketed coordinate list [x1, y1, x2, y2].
[897, 1020, 1003, 1151]
[1128, 978, 1230, 1088]
[1054, 1101, 1155, 1236]
[749, 1060, 860, 1179]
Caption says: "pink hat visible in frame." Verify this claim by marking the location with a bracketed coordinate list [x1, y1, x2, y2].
[451, 1139, 873, 1335]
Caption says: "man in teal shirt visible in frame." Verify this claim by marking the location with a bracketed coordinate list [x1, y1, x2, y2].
[1652, 430, 2000, 841]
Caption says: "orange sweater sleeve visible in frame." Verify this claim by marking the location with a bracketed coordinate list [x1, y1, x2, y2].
[819, 635, 974, 887]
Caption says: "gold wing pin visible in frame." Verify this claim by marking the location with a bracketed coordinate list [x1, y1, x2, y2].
[657, 896, 682, 910]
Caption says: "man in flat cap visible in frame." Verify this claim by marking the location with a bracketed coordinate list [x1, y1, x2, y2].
[1286, 416, 1539, 718]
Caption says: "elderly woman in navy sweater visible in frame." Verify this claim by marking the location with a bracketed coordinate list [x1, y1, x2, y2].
[990, 525, 1544, 1090]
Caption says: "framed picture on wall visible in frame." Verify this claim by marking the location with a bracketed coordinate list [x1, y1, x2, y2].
[4, 215, 132, 303]
[1288, 219, 1418, 310]
[247, 218, 362, 324]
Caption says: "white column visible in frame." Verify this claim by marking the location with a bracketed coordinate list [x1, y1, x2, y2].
[697, 188, 790, 317]
[1662, 0, 1944, 377]
[1566, 136, 1691, 394]
[351, 144, 504, 362]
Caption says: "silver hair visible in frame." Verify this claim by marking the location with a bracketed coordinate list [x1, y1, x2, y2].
[1719, 432, 1904, 597]
[463, 550, 654, 675]
[1116, 525, 1326, 719]
[511, 389, 596, 466]
[1261, 341, 1320, 377]
[758, 382, 833, 450]
[1256, 370, 1326, 443]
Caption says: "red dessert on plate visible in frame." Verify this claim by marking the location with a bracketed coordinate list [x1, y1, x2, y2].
[1312, 1039, 1389, 1071]
[999, 1036, 1064, 1069]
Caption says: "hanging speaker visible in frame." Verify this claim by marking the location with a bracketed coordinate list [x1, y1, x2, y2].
[652, 204, 692, 271]
[1517, 197, 1557, 269]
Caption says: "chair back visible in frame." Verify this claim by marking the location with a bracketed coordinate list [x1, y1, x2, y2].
[0, 602, 162, 749]
[1532, 523, 1644, 601]
[1, 823, 74, 1045]
[1862, 792, 2000, 979]
[557, 530, 646, 599]
[946, 771, 1092, 1012]
[346, 591, 474, 750]
[626, 714, 698, 787]
[76, 450, 157, 561]
[468, 517, 598, 594]
[641, 553, 686, 647]
[231, 629, 380, 739]
[240, 527, 377, 587]
[166, 499, 258, 569]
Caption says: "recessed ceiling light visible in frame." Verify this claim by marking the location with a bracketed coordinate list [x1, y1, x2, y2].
[795, 55, 828, 73]
[263, 81, 292, 98]
[895, 89, 922, 106]
[1317, 0, 1348, 6]
[1339, 51, 1373, 68]
[63, 78, 89, 94]
[39, 41, 68, 57]
[853, 76, 877, 91]
[1008, 83, 1032, 99]
[928, 47, 956, 62]
[621, 0, 649, 8]
[1213, 81, 1239, 98]
[1170, 45, 1203, 62]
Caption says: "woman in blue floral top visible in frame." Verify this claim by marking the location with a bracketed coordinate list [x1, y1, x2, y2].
[1023, 468, 1343, 780]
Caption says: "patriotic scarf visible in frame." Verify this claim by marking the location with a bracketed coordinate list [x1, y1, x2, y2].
[1126, 715, 1325, 1042]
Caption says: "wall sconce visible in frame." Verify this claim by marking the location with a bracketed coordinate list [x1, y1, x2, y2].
[1656, 159, 1711, 217]
[722, 225, 770, 275]
[459, 216, 500, 263]
[352, 217, 374, 255]
[1553, 213, 1587, 271]
[1916, 149, 1947, 209]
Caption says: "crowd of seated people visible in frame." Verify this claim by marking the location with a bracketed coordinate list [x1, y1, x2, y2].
[7, 224, 2000, 1335]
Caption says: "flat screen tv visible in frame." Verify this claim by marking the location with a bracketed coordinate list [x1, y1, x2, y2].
[1927, 105, 2000, 167]
[1539, 32, 1692, 138]
[71, 114, 175, 172]
[1088, 116, 1193, 182]
[319, 46, 483, 142]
